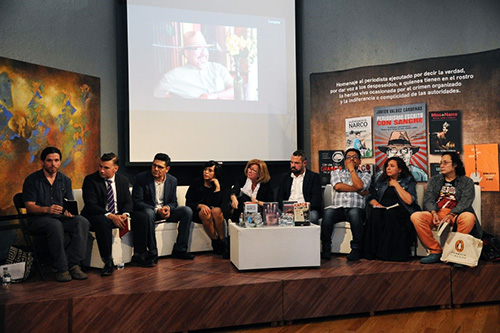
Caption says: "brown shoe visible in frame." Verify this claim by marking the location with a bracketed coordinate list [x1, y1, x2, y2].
[69, 265, 88, 280]
[56, 271, 72, 282]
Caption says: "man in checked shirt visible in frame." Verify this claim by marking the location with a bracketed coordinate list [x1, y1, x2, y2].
[321, 148, 371, 261]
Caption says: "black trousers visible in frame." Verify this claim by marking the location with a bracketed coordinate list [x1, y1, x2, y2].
[85, 211, 148, 262]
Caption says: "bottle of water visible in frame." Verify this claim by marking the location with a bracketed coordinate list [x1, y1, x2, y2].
[117, 258, 125, 270]
[3, 267, 12, 286]
[246, 214, 255, 228]
[286, 213, 295, 227]
[254, 213, 263, 227]
[239, 212, 245, 227]
[278, 213, 286, 227]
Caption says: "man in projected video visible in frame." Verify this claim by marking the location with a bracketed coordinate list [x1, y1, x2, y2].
[154, 31, 234, 100]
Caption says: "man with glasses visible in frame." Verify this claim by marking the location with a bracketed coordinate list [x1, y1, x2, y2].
[378, 131, 428, 181]
[132, 153, 194, 262]
[321, 148, 372, 261]
[410, 152, 482, 264]
[154, 31, 234, 99]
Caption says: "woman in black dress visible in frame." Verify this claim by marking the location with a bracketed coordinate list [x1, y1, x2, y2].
[185, 161, 227, 256]
[364, 157, 420, 261]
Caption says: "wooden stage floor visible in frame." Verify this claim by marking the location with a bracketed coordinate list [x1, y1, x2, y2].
[1, 253, 500, 332]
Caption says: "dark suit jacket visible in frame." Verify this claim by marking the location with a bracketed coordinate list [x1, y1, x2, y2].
[81, 171, 133, 216]
[276, 169, 322, 213]
[132, 171, 178, 212]
[230, 175, 274, 204]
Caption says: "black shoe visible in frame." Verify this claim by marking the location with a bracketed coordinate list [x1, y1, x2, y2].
[131, 253, 155, 267]
[321, 251, 332, 260]
[171, 250, 195, 260]
[346, 249, 361, 261]
[212, 239, 224, 255]
[101, 260, 114, 276]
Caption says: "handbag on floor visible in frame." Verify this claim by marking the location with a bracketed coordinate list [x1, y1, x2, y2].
[440, 232, 483, 267]
[481, 232, 500, 261]
[5, 245, 34, 282]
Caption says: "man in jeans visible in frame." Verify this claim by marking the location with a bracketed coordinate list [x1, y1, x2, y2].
[321, 148, 371, 261]
[23, 147, 90, 282]
[132, 153, 194, 263]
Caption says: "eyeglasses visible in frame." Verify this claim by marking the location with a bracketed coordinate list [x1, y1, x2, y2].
[387, 147, 411, 155]
[440, 160, 452, 165]
[345, 155, 359, 160]
[247, 168, 259, 173]
[152, 163, 166, 170]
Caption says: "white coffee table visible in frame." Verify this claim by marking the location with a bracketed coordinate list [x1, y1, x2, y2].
[229, 223, 321, 270]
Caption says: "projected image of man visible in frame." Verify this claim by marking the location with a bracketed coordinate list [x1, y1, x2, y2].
[154, 31, 234, 100]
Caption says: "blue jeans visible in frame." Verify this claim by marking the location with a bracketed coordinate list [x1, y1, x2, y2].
[321, 207, 365, 252]
[142, 206, 193, 256]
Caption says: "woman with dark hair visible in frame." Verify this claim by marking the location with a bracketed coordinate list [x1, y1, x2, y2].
[185, 161, 227, 256]
[229, 159, 274, 221]
[363, 157, 420, 261]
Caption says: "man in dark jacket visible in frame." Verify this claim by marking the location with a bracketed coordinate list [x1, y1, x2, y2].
[82, 153, 150, 276]
[277, 150, 322, 224]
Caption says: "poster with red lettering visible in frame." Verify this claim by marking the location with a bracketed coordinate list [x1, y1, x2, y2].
[318, 150, 344, 186]
[374, 103, 428, 181]
[429, 110, 462, 154]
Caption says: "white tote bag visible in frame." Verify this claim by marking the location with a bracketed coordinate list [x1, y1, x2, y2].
[441, 232, 483, 267]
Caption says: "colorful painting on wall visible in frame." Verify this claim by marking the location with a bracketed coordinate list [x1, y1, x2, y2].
[0, 56, 100, 216]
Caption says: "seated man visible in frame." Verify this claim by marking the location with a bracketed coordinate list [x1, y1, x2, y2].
[22, 147, 90, 282]
[132, 153, 194, 261]
[154, 31, 234, 100]
[321, 148, 371, 261]
[411, 152, 482, 264]
[276, 150, 322, 224]
[81, 153, 151, 276]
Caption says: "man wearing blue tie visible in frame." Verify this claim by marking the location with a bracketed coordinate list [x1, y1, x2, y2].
[82, 153, 150, 276]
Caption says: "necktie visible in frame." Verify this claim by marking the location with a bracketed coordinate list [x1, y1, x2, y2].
[106, 179, 116, 214]
[107, 179, 130, 238]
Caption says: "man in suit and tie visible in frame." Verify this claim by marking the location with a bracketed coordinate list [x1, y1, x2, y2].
[132, 153, 194, 261]
[276, 150, 323, 224]
[82, 153, 150, 276]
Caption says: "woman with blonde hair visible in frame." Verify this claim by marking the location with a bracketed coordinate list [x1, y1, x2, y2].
[229, 159, 274, 221]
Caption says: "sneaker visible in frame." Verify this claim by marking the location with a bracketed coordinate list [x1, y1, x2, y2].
[420, 253, 442, 264]
[453, 263, 466, 268]
[70, 265, 88, 280]
[56, 271, 72, 282]
[346, 249, 362, 261]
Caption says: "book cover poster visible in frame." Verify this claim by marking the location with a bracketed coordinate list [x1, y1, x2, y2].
[464, 144, 499, 191]
[429, 110, 462, 154]
[359, 163, 375, 177]
[430, 163, 441, 177]
[345, 116, 373, 158]
[263, 202, 279, 225]
[319, 150, 345, 186]
[374, 103, 428, 182]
